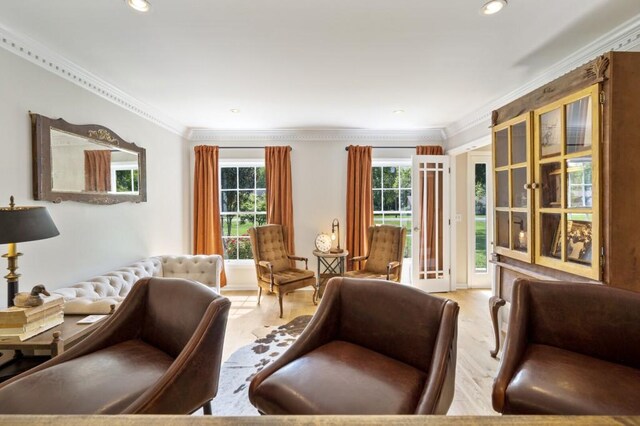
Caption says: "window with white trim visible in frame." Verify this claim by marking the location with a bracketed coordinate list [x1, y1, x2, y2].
[372, 160, 412, 258]
[220, 162, 266, 261]
[110, 164, 139, 194]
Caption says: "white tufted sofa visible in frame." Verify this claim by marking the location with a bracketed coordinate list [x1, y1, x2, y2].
[53, 255, 223, 314]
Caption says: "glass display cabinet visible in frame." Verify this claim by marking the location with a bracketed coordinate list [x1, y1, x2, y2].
[488, 52, 640, 358]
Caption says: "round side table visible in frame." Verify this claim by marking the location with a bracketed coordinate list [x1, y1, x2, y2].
[312, 249, 349, 303]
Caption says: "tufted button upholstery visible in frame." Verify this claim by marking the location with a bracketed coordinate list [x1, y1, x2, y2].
[53, 255, 223, 314]
[345, 225, 406, 282]
[248, 225, 317, 318]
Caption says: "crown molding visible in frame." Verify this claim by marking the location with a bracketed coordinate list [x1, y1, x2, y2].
[188, 128, 446, 143]
[444, 13, 640, 140]
[0, 22, 188, 137]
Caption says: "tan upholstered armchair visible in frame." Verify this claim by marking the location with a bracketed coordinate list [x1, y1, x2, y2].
[345, 225, 407, 282]
[248, 224, 317, 318]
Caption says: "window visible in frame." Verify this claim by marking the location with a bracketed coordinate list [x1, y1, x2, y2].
[220, 162, 266, 261]
[372, 162, 412, 258]
[110, 165, 139, 194]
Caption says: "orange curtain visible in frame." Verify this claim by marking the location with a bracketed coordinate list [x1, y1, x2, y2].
[84, 150, 111, 192]
[265, 146, 295, 256]
[416, 145, 444, 278]
[193, 145, 226, 287]
[346, 145, 373, 271]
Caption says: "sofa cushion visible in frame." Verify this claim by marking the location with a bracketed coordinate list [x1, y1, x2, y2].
[0, 339, 173, 414]
[252, 340, 427, 414]
[505, 344, 640, 415]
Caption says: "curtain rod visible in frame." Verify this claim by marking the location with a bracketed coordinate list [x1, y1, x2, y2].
[344, 146, 417, 151]
[218, 146, 292, 151]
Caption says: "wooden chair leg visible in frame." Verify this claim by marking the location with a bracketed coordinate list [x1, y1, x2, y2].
[257, 287, 263, 306]
[278, 294, 284, 318]
[202, 400, 212, 415]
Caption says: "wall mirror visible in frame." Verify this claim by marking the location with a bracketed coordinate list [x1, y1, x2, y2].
[31, 113, 147, 204]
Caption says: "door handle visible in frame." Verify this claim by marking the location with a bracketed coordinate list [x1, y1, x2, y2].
[413, 227, 420, 232]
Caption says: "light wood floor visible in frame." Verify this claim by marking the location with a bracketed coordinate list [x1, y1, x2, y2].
[220, 287, 500, 416]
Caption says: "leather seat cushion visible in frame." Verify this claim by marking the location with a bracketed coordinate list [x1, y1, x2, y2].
[260, 268, 314, 285]
[505, 344, 640, 415]
[343, 270, 399, 281]
[0, 339, 173, 414]
[251, 340, 427, 414]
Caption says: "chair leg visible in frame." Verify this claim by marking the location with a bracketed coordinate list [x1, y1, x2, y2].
[202, 400, 212, 415]
[278, 294, 284, 318]
[257, 287, 262, 306]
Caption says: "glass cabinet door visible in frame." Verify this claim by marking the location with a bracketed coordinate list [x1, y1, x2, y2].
[533, 84, 600, 280]
[493, 112, 533, 263]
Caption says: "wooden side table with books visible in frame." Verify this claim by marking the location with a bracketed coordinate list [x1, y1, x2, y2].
[0, 295, 110, 382]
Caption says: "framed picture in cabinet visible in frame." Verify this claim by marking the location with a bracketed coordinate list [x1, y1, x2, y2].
[567, 220, 593, 264]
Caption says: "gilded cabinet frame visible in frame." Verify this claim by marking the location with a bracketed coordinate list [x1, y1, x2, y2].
[492, 112, 533, 263]
[533, 84, 601, 280]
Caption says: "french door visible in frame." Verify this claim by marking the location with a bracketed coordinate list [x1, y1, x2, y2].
[467, 152, 493, 288]
[411, 155, 451, 292]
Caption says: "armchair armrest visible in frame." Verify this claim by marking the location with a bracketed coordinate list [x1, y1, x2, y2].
[417, 299, 459, 414]
[258, 260, 273, 271]
[288, 255, 308, 270]
[492, 278, 530, 412]
[351, 255, 368, 269]
[386, 261, 401, 280]
[258, 261, 275, 292]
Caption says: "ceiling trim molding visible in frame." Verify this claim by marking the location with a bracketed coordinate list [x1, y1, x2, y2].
[444, 13, 640, 140]
[188, 128, 445, 143]
[0, 22, 188, 137]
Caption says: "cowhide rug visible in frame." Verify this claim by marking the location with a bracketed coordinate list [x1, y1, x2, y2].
[210, 315, 312, 416]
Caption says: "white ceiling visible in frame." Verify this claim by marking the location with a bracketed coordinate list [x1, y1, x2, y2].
[1, 0, 639, 134]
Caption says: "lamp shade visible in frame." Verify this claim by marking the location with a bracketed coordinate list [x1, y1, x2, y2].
[0, 205, 59, 244]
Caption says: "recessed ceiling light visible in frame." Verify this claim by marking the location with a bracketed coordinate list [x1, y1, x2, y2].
[126, 0, 151, 12]
[230, 109, 240, 113]
[393, 109, 405, 114]
[480, 0, 507, 15]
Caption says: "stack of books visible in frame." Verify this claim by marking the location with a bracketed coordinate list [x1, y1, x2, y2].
[0, 295, 65, 342]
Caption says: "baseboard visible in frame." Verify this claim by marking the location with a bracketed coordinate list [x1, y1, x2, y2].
[456, 282, 469, 290]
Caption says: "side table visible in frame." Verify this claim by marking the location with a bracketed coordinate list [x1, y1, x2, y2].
[0, 314, 107, 382]
[313, 250, 349, 303]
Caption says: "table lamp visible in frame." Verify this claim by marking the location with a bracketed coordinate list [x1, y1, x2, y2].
[331, 218, 343, 253]
[0, 196, 59, 306]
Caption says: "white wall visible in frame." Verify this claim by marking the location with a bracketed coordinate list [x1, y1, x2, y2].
[0, 48, 189, 306]
[188, 140, 434, 289]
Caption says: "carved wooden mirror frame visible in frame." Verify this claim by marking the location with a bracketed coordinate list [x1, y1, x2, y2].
[31, 113, 147, 204]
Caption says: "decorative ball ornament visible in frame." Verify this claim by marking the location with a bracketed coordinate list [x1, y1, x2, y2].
[315, 233, 332, 253]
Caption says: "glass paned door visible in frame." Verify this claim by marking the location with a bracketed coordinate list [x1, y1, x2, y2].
[492, 112, 533, 263]
[412, 155, 451, 292]
[468, 153, 493, 288]
[534, 84, 600, 280]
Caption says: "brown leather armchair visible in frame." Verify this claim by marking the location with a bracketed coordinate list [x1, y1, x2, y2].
[248, 224, 316, 318]
[493, 279, 640, 415]
[249, 276, 459, 415]
[344, 224, 407, 282]
[0, 277, 230, 415]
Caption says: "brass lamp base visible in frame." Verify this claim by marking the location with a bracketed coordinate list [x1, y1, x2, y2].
[330, 248, 344, 254]
[2, 243, 22, 307]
